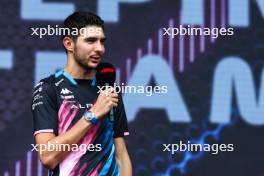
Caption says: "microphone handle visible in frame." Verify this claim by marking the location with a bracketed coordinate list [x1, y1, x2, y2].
[105, 83, 115, 122]
[110, 108, 115, 122]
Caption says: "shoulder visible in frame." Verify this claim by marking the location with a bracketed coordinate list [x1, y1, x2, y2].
[33, 75, 57, 96]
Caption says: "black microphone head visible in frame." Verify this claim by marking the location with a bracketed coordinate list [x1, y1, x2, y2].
[96, 62, 116, 86]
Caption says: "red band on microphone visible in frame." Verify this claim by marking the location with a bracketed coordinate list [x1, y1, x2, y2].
[100, 68, 115, 73]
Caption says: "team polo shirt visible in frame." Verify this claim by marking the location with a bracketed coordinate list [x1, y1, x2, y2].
[31, 71, 129, 176]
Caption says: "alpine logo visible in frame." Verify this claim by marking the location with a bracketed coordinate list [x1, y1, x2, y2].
[71, 103, 93, 109]
[60, 88, 72, 95]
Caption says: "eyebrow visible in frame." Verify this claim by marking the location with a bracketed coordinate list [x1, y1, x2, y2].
[84, 37, 106, 42]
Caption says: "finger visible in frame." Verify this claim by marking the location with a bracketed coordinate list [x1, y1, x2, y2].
[102, 90, 112, 97]
[107, 101, 118, 109]
[111, 98, 119, 104]
[112, 102, 118, 107]
[109, 93, 118, 98]
[104, 87, 115, 93]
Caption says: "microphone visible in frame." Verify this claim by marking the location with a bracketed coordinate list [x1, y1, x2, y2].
[96, 62, 116, 122]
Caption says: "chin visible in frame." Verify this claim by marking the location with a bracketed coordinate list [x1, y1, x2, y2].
[88, 62, 99, 69]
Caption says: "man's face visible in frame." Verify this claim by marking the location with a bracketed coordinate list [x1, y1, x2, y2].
[73, 26, 105, 69]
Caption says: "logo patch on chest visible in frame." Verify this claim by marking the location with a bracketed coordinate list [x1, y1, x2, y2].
[60, 88, 75, 100]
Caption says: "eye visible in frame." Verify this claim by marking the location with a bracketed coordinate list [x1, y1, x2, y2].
[100, 38, 106, 44]
[85, 38, 97, 43]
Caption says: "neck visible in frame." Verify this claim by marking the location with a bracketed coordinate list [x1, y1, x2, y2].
[64, 55, 96, 79]
[64, 66, 95, 79]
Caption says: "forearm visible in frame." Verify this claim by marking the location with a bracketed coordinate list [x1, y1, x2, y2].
[37, 117, 93, 169]
[35, 89, 117, 170]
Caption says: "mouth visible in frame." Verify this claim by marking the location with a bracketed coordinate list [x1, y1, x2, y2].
[90, 56, 101, 63]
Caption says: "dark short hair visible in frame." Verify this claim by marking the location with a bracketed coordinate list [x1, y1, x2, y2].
[61, 11, 104, 42]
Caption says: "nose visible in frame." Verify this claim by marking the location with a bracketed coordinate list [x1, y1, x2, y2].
[95, 41, 105, 54]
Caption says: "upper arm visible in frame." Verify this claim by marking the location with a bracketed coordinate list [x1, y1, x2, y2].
[35, 132, 56, 160]
[113, 94, 129, 138]
[35, 132, 56, 145]
[32, 80, 58, 136]
[32, 80, 58, 157]
[113, 95, 130, 159]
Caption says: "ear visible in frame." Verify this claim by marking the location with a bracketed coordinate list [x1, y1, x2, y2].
[63, 37, 75, 53]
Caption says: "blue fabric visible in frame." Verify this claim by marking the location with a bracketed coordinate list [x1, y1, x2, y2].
[99, 145, 115, 176]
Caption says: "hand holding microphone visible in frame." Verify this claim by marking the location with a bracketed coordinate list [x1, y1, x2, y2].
[89, 87, 118, 120]
[90, 62, 117, 121]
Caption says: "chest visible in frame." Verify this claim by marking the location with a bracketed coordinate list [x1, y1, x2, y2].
[54, 84, 99, 126]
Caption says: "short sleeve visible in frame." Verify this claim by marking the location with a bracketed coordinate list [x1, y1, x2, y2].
[113, 94, 129, 138]
[31, 80, 58, 136]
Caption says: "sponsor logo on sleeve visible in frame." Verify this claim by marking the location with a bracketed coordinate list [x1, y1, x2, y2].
[33, 86, 42, 95]
[33, 94, 43, 102]
[32, 101, 43, 110]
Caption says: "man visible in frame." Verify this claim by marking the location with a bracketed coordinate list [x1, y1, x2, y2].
[31, 11, 132, 176]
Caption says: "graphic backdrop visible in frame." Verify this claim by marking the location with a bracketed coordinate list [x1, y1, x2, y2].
[0, 0, 263, 176]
